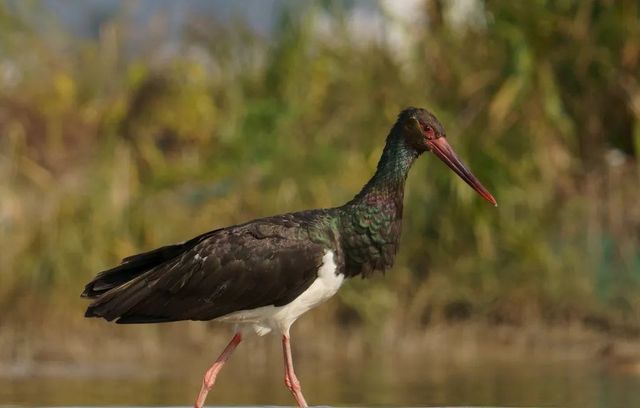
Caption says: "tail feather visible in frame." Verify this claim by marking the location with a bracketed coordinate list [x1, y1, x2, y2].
[81, 229, 218, 299]
[81, 243, 186, 299]
[82, 229, 220, 323]
[84, 276, 151, 320]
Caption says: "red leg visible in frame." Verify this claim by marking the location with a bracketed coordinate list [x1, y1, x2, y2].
[194, 332, 242, 408]
[282, 335, 308, 408]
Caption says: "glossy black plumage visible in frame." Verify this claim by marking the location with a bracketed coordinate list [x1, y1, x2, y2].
[83, 211, 340, 324]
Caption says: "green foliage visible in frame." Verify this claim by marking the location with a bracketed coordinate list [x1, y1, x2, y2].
[1, 0, 639, 334]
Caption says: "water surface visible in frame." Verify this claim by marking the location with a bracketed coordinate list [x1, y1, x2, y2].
[1, 350, 639, 408]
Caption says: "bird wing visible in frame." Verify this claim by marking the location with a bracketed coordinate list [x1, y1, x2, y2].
[84, 215, 329, 324]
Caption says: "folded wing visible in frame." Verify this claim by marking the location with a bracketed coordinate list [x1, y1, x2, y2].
[83, 219, 326, 324]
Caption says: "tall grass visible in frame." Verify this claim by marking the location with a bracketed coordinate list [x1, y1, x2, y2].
[1, 0, 639, 345]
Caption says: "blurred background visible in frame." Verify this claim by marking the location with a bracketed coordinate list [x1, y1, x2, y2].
[1, 0, 640, 407]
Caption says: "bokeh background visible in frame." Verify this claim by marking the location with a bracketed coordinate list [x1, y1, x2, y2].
[1, 0, 640, 407]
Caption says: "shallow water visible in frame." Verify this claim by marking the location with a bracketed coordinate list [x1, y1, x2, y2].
[1, 351, 639, 408]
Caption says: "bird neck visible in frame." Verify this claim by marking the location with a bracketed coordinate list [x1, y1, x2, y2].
[338, 129, 420, 277]
[351, 130, 419, 208]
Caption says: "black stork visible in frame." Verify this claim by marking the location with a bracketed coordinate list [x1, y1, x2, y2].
[82, 107, 497, 407]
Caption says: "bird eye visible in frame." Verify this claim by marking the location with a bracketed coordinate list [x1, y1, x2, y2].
[420, 122, 434, 138]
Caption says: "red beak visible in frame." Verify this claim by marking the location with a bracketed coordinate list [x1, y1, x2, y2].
[428, 137, 497, 206]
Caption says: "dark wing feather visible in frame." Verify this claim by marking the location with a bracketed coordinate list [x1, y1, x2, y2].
[83, 215, 328, 324]
[81, 229, 220, 298]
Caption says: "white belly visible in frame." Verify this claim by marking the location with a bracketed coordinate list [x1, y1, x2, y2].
[215, 250, 343, 336]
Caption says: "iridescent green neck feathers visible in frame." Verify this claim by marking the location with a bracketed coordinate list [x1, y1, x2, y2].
[338, 123, 421, 277]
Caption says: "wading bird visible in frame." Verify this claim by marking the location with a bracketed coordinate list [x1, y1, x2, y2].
[82, 107, 497, 407]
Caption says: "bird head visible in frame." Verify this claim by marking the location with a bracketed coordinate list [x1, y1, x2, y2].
[400, 107, 497, 206]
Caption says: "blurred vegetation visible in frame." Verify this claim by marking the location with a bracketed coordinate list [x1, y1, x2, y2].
[1, 0, 640, 347]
